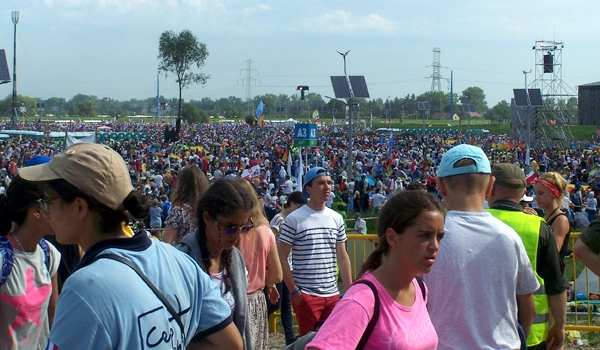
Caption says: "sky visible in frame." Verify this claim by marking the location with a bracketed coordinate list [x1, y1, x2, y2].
[0, 0, 599, 111]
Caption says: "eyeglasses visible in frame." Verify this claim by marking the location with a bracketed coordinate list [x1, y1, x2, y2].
[215, 217, 254, 235]
[38, 196, 61, 214]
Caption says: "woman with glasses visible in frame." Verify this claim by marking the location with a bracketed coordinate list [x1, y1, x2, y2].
[19, 143, 242, 350]
[235, 179, 282, 350]
[0, 174, 60, 349]
[178, 179, 255, 350]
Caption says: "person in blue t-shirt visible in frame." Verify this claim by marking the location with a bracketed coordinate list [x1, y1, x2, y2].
[20, 143, 242, 350]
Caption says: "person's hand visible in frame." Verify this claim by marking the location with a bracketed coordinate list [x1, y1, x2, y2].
[545, 323, 564, 350]
[292, 290, 303, 306]
[523, 207, 538, 216]
[267, 285, 280, 304]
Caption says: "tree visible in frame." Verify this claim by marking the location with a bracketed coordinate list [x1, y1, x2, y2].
[158, 30, 209, 138]
[485, 100, 510, 123]
[181, 102, 198, 123]
[459, 87, 488, 113]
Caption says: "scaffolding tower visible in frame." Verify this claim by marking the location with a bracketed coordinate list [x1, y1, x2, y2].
[529, 40, 577, 145]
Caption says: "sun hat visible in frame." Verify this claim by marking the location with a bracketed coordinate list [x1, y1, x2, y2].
[18, 143, 133, 211]
[302, 167, 330, 198]
[437, 144, 491, 178]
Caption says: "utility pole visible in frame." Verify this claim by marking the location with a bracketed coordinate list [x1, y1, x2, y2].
[337, 50, 354, 178]
[523, 69, 532, 89]
[11, 11, 19, 128]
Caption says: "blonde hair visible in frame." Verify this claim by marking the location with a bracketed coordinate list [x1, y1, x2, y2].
[234, 179, 269, 227]
[539, 171, 567, 206]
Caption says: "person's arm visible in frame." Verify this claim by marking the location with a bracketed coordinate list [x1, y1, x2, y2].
[549, 215, 570, 254]
[516, 293, 535, 338]
[265, 241, 282, 286]
[187, 323, 243, 350]
[546, 291, 567, 350]
[162, 225, 178, 245]
[277, 241, 300, 302]
[336, 241, 353, 291]
[48, 274, 59, 328]
[574, 239, 600, 276]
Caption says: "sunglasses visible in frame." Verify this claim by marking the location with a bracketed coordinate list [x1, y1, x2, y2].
[215, 217, 255, 235]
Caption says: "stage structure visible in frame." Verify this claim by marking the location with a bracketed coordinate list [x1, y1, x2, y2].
[512, 40, 576, 146]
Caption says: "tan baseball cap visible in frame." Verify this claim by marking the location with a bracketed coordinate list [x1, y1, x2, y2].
[19, 143, 133, 211]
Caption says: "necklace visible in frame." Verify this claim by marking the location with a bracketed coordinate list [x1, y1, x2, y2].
[11, 233, 25, 251]
[546, 207, 560, 221]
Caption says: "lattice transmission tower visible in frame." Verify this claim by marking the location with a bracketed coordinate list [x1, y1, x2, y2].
[237, 59, 260, 114]
[427, 47, 443, 92]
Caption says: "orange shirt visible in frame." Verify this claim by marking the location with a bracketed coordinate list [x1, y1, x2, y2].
[237, 225, 275, 293]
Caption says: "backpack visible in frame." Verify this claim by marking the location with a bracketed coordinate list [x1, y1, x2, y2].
[0, 236, 50, 285]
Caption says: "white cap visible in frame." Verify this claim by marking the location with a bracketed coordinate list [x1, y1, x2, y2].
[520, 194, 534, 202]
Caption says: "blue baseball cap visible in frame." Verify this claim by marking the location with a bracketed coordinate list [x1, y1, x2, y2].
[437, 144, 490, 178]
[26, 155, 52, 167]
[302, 166, 331, 198]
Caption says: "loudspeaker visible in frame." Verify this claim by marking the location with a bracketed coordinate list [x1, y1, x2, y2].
[543, 54, 554, 73]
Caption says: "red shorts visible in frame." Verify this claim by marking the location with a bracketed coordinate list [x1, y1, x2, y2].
[292, 292, 340, 336]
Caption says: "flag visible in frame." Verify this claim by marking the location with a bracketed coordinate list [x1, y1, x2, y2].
[526, 171, 539, 185]
[282, 145, 290, 162]
[35, 115, 41, 125]
[256, 100, 265, 130]
[596, 126, 600, 139]
[370, 111, 373, 129]
[312, 110, 319, 122]
[296, 149, 304, 188]
[525, 146, 530, 166]
[387, 132, 393, 159]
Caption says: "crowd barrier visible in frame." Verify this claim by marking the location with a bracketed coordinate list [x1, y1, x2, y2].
[270, 230, 600, 334]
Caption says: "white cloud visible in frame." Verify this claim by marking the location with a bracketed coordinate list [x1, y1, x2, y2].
[241, 3, 273, 14]
[308, 10, 397, 34]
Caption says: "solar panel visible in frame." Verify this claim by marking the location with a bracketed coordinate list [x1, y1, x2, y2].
[417, 102, 425, 111]
[350, 103, 360, 112]
[384, 102, 396, 111]
[461, 104, 470, 113]
[513, 89, 529, 107]
[349, 76, 370, 98]
[293, 106, 302, 112]
[330, 76, 351, 98]
[468, 104, 476, 113]
[528, 89, 544, 107]
[0, 50, 10, 84]
[318, 105, 327, 112]
[423, 102, 430, 111]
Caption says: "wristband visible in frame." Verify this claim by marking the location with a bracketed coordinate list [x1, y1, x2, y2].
[291, 287, 300, 296]
[268, 284, 276, 288]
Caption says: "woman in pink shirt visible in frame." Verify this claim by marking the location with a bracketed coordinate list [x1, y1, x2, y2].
[307, 190, 444, 350]
[236, 180, 282, 350]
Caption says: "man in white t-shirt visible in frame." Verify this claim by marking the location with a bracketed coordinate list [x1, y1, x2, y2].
[424, 145, 538, 349]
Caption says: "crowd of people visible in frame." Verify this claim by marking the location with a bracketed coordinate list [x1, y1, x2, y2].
[2, 119, 600, 349]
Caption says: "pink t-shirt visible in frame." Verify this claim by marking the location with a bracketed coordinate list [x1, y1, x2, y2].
[237, 225, 275, 293]
[306, 272, 438, 350]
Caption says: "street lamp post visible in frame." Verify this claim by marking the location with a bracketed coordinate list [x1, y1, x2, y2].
[11, 11, 19, 128]
[337, 50, 353, 178]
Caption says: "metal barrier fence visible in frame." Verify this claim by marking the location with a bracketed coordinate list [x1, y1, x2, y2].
[270, 231, 600, 333]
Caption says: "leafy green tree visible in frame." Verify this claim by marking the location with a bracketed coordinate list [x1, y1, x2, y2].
[459, 87, 488, 113]
[158, 29, 210, 136]
[78, 100, 96, 117]
[484, 100, 510, 122]
[181, 102, 201, 123]
[244, 114, 256, 126]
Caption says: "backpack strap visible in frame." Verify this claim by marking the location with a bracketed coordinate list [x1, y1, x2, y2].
[90, 253, 186, 339]
[38, 238, 50, 271]
[415, 275, 426, 301]
[0, 236, 14, 286]
[354, 280, 381, 350]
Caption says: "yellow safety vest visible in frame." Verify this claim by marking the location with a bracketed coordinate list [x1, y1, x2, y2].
[488, 209, 549, 347]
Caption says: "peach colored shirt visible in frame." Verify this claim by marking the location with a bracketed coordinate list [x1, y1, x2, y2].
[237, 225, 275, 293]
